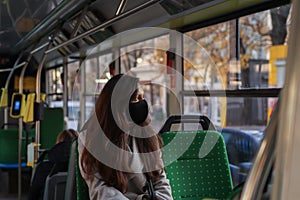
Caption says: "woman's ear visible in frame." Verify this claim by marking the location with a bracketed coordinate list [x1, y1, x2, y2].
[137, 93, 143, 101]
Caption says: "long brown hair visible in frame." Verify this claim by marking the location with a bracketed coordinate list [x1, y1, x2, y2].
[80, 74, 163, 193]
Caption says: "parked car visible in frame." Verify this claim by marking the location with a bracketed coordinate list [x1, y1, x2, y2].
[218, 127, 261, 186]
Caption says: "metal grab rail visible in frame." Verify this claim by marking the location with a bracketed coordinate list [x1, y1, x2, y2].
[17, 43, 39, 200]
[35, 38, 54, 160]
[159, 115, 216, 133]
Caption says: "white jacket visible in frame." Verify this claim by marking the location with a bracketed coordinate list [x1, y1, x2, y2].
[78, 117, 173, 200]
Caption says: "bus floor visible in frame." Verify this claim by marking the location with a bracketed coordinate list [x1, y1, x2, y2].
[0, 168, 31, 200]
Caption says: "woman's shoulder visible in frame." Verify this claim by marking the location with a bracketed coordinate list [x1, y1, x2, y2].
[48, 141, 72, 163]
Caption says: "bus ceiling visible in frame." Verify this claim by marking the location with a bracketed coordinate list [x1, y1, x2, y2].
[0, 0, 290, 61]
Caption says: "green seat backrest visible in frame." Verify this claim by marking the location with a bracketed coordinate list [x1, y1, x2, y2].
[74, 139, 90, 200]
[40, 107, 64, 149]
[65, 139, 90, 200]
[0, 128, 35, 163]
[162, 130, 233, 200]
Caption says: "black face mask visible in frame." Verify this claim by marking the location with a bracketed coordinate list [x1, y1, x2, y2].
[129, 99, 149, 125]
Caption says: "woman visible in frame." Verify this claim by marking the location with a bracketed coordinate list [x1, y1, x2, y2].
[79, 74, 173, 200]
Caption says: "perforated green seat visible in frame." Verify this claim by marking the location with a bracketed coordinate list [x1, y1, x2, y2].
[162, 130, 233, 200]
[65, 139, 90, 200]
[74, 139, 90, 200]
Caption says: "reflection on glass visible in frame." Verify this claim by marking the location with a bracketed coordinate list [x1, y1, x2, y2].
[120, 35, 169, 73]
[85, 58, 98, 94]
[183, 96, 277, 133]
[184, 22, 230, 91]
[68, 61, 80, 101]
[119, 35, 170, 131]
[184, 5, 290, 90]
[46, 67, 63, 101]
[81, 53, 112, 124]
[184, 96, 223, 127]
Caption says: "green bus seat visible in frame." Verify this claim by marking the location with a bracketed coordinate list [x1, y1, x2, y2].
[75, 139, 90, 200]
[65, 139, 89, 200]
[162, 130, 233, 200]
[40, 107, 64, 149]
[0, 128, 35, 164]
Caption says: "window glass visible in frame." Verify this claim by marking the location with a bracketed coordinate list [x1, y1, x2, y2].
[96, 53, 113, 94]
[140, 84, 167, 131]
[240, 5, 290, 88]
[67, 61, 80, 101]
[81, 53, 112, 124]
[184, 21, 230, 90]
[184, 5, 291, 90]
[85, 99, 95, 121]
[120, 35, 170, 131]
[85, 58, 98, 94]
[46, 67, 63, 101]
[183, 96, 276, 132]
[120, 35, 169, 72]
